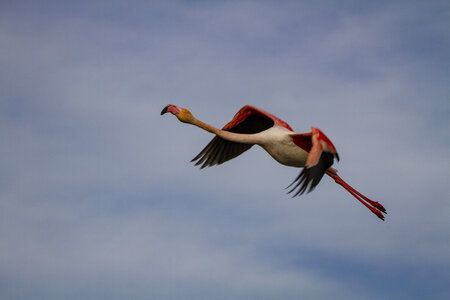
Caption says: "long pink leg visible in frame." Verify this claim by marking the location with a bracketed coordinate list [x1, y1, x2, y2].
[326, 170, 386, 220]
[342, 181, 386, 213]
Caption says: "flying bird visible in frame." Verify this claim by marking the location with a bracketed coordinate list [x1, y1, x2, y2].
[161, 104, 386, 220]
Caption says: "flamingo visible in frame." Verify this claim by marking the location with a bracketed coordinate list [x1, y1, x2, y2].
[161, 104, 386, 220]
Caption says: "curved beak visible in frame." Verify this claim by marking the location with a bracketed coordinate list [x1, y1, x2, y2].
[160, 106, 169, 115]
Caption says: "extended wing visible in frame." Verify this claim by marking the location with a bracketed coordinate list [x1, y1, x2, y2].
[287, 127, 340, 196]
[192, 105, 289, 168]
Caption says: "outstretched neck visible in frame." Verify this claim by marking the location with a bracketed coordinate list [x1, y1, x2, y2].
[191, 118, 260, 144]
[191, 119, 220, 135]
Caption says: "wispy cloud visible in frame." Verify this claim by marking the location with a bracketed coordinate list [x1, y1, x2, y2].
[1, 1, 449, 299]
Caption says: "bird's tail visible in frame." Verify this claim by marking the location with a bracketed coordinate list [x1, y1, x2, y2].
[326, 169, 387, 221]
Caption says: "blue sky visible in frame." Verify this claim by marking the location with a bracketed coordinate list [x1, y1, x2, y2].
[1, 0, 449, 299]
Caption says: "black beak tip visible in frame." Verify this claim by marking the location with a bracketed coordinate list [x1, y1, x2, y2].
[160, 106, 168, 115]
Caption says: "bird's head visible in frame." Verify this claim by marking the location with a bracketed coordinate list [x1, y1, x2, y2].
[161, 104, 195, 124]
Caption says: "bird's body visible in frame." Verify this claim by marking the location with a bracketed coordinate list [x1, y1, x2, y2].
[257, 126, 309, 167]
[161, 104, 386, 220]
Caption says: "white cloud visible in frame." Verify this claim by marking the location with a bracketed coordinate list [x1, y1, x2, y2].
[1, 1, 449, 299]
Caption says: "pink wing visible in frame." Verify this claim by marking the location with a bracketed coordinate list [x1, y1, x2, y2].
[223, 105, 293, 131]
[287, 127, 340, 196]
[192, 105, 290, 168]
[305, 127, 339, 167]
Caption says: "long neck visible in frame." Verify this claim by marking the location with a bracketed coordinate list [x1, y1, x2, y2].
[192, 119, 220, 134]
[191, 118, 261, 144]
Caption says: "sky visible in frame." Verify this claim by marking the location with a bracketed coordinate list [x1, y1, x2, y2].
[1, 0, 449, 299]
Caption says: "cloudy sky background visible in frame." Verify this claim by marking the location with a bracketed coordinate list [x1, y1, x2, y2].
[1, 0, 449, 299]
